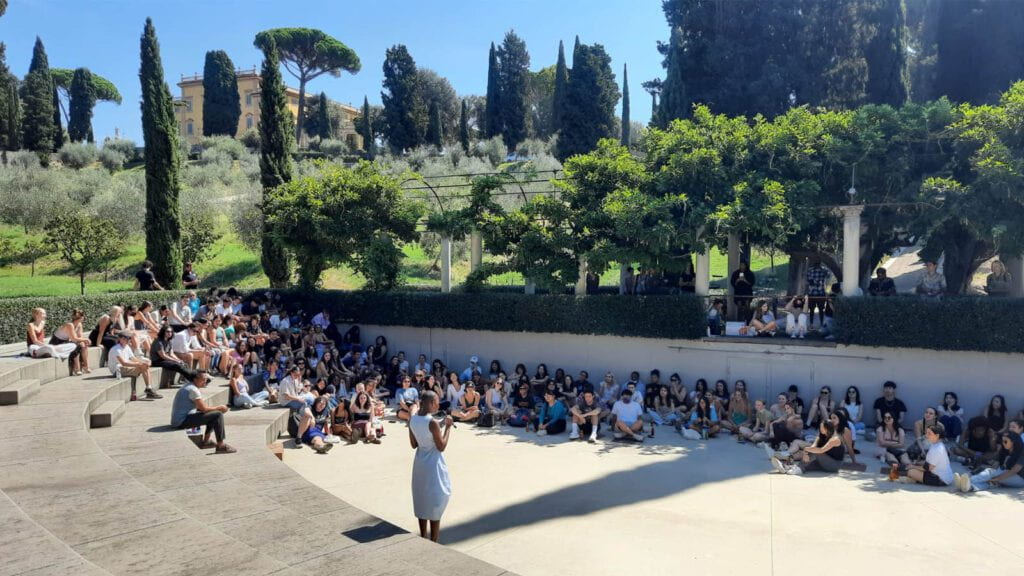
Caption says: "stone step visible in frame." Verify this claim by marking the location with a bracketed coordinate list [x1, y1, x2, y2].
[0, 378, 40, 405]
[89, 400, 126, 429]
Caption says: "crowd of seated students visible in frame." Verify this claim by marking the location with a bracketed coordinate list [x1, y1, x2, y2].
[19, 291, 1024, 491]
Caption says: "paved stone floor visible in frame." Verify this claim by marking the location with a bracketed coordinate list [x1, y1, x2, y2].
[286, 423, 1024, 576]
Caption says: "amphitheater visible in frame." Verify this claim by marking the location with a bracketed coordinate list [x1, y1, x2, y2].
[2, 333, 1023, 576]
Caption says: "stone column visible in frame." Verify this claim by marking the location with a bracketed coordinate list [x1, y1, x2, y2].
[726, 233, 740, 319]
[1004, 256, 1024, 297]
[695, 248, 711, 296]
[575, 257, 588, 296]
[524, 279, 536, 295]
[470, 230, 482, 273]
[619, 263, 629, 295]
[838, 205, 865, 296]
[440, 237, 452, 293]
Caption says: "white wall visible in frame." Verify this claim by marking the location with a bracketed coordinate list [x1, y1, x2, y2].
[353, 324, 1024, 424]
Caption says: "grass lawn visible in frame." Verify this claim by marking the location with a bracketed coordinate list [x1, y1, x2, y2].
[0, 223, 789, 297]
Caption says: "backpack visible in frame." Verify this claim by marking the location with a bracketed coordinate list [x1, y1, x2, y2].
[477, 412, 496, 428]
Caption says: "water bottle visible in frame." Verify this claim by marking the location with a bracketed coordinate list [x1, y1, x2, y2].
[702, 425, 709, 440]
[115, 365, 122, 379]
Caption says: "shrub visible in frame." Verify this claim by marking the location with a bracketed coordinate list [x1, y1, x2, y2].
[57, 143, 98, 169]
[240, 128, 260, 150]
[102, 139, 138, 162]
[98, 148, 126, 172]
[834, 296, 1024, 353]
[197, 135, 248, 160]
[7, 151, 41, 169]
[318, 138, 349, 158]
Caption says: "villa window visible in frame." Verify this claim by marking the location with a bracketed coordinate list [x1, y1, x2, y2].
[245, 93, 253, 107]
[246, 115, 254, 129]
[186, 121, 194, 136]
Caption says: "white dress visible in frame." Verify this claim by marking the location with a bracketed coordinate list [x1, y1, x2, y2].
[410, 414, 451, 521]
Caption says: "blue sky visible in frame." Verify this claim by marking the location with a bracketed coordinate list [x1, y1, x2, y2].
[0, 0, 667, 143]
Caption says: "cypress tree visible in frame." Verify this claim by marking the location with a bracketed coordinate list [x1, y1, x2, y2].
[139, 18, 182, 289]
[0, 43, 17, 151]
[497, 30, 529, 150]
[381, 44, 423, 152]
[21, 37, 54, 154]
[864, 0, 910, 106]
[359, 95, 375, 159]
[657, 27, 688, 125]
[556, 41, 620, 162]
[484, 42, 501, 139]
[258, 36, 294, 289]
[51, 84, 62, 151]
[315, 92, 332, 139]
[620, 63, 630, 147]
[552, 40, 569, 134]
[426, 99, 442, 148]
[202, 50, 241, 137]
[68, 67, 96, 143]
[459, 98, 470, 152]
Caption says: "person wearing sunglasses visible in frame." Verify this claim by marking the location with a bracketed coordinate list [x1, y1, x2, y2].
[806, 386, 835, 430]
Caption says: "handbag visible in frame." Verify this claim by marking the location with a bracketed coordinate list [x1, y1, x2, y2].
[477, 412, 496, 428]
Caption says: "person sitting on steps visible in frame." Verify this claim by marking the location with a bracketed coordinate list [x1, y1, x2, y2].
[170, 369, 235, 454]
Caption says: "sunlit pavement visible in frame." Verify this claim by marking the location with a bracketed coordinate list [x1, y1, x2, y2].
[286, 422, 1024, 576]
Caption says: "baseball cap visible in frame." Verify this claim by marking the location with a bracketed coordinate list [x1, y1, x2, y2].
[470, 355, 479, 363]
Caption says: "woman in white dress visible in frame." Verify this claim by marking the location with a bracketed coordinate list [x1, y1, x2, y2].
[408, 390, 453, 542]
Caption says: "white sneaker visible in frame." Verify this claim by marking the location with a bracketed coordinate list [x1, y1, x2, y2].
[569, 423, 580, 440]
[791, 333, 797, 339]
[614, 431, 626, 440]
[786, 465, 803, 475]
[770, 457, 787, 474]
[537, 429, 547, 436]
[588, 432, 597, 443]
[632, 433, 645, 442]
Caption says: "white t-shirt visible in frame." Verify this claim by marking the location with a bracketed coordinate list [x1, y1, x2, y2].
[612, 399, 643, 425]
[171, 330, 192, 353]
[279, 375, 304, 404]
[108, 343, 134, 376]
[925, 442, 953, 485]
[172, 302, 193, 326]
[214, 303, 233, 317]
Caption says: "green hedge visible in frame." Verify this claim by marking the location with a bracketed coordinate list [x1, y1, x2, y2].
[0, 290, 193, 345]
[281, 291, 708, 340]
[834, 296, 1024, 354]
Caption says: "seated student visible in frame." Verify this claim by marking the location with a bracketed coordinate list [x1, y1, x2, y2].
[644, 386, 685, 435]
[332, 398, 354, 443]
[950, 416, 998, 468]
[876, 411, 910, 467]
[740, 399, 772, 444]
[279, 366, 316, 446]
[89, 305, 128, 360]
[915, 260, 946, 299]
[667, 373, 689, 409]
[109, 332, 161, 401]
[872, 381, 907, 429]
[721, 382, 751, 437]
[350, 391, 381, 444]
[453, 382, 482, 423]
[743, 299, 777, 337]
[903, 423, 952, 487]
[983, 394, 1009, 436]
[842, 386, 866, 436]
[557, 374, 576, 402]
[570, 389, 602, 442]
[26, 308, 77, 360]
[597, 371, 620, 421]
[150, 326, 193, 381]
[508, 381, 536, 428]
[786, 384, 806, 423]
[460, 355, 481, 382]
[170, 370, 235, 453]
[936, 391, 964, 442]
[534, 389, 567, 436]
[230, 364, 269, 409]
[956, 433, 1024, 493]
[573, 370, 594, 397]
[395, 375, 420, 422]
[806, 386, 835, 430]
[985, 259, 1013, 297]
[831, 409, 858, 464]
[643, 369, 663, 409]
[485, 376, 508, 422]
[50, 308, 93, 376]
[770, 420, 844, 475]
[689, 394, 720, 439]
[912, 406, 941, 457]
[1012, 419, 1024, 444]
[781, 295, 810, 339]
[611, 388, 645, 442]
[706, 298, 725, 336]
[301, 395, 334, 454]
[765, 401, 802, 450]
[868, 267, 897, 297]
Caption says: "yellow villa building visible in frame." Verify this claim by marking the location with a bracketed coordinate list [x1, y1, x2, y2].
[174, 67, 362, 149]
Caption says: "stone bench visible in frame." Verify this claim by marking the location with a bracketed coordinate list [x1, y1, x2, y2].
[89, 400, 126, 428]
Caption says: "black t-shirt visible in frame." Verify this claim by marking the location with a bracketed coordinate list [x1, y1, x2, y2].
[136, 269, 157, 290]
[182, 271, 198, 284]
[512, 393, 533, 411]
[150, 339, 172, 363]
[873, 397, 907, 422]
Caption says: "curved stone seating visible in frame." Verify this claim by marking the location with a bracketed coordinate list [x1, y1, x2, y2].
[0, 349, 513, 576]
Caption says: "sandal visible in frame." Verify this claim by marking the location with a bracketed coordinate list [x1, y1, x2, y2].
[215, 444, 237, 454]
[197, 440, 217, 449]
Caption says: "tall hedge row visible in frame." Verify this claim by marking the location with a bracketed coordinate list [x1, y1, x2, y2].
[834, 296, 1024, 354]
[282, 291, 708, 341]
